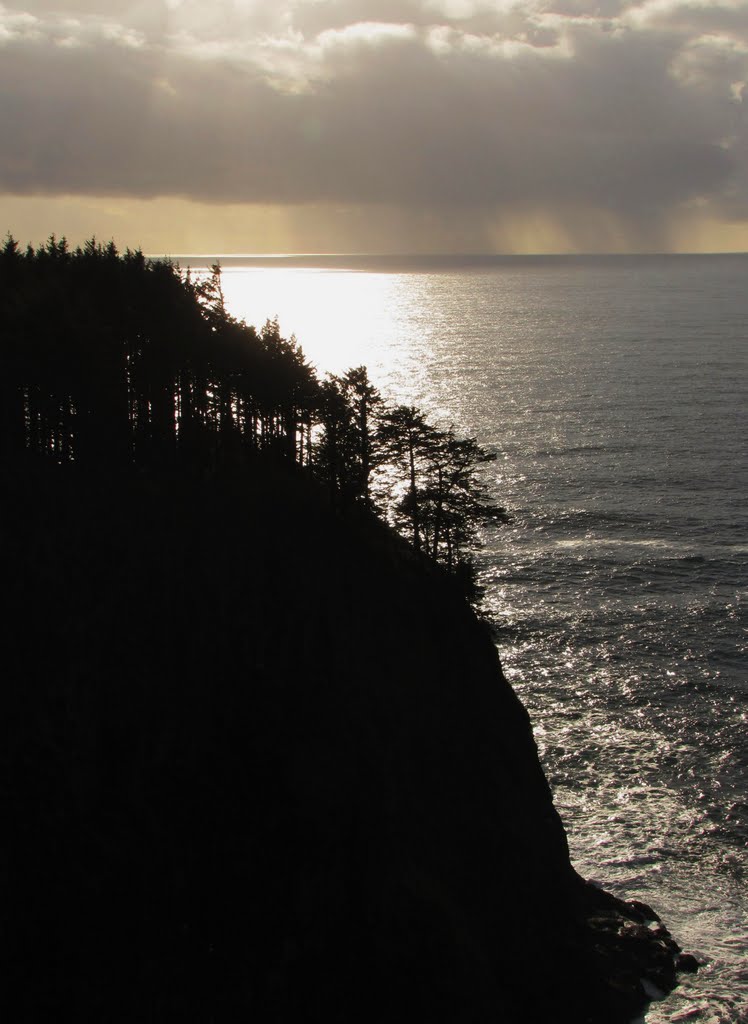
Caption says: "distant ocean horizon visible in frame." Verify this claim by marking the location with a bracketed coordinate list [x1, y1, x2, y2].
[165, 250, 748, 271]
[195, 251, 746, 1022]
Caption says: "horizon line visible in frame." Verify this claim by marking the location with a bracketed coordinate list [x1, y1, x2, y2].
[152, 249, 748, 260]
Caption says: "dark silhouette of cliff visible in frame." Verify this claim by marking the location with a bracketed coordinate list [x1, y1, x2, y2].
[2, 237, 692, 1022]
[4, 460, 690, 1023]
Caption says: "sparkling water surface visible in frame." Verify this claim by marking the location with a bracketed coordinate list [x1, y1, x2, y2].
[193, 253, 747, 1022]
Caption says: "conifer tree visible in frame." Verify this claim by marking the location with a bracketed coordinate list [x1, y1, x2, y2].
[376, 405, 439, 551]
[333, 366, 383, 507]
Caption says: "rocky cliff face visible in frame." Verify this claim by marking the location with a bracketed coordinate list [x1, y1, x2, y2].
[4, 462, 688, 1022]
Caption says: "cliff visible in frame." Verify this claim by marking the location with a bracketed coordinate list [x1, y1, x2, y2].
[4, 459, 689, 1022]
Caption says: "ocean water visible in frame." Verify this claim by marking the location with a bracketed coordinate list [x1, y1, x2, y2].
[194, 252, 747, 1022]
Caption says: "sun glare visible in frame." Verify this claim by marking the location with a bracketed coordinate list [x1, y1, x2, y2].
[220, 267, 417, 384]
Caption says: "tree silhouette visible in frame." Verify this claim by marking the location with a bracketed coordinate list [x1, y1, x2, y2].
[0, 236, 510, 602]
[376, 405, 439, 551]
[376, 406, 509, 591]
[313, 366, 383, 508]
[0, 240, 319, 474]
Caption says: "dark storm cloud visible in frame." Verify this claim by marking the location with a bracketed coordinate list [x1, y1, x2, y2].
[0, 0, 745, 222]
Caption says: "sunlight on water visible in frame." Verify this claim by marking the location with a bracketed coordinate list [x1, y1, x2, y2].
[221, 267, 414, 381]
[218, 265, 481, 423]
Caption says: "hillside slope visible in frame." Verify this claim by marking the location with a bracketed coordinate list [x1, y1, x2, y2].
[4, 459, 686, 1022]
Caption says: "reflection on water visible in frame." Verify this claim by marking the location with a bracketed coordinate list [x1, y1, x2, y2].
[221, 268, 415, 381]
[218, 266, 477, 422]
[216, 258, 748, 1024]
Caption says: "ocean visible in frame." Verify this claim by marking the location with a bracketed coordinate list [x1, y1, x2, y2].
[186, 252, 747, 1023]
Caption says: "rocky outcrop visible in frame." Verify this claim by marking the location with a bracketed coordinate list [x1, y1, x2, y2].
[4, 461, 691, 1022]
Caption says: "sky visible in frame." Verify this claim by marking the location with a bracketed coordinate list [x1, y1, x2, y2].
[1, 0, 747, 253]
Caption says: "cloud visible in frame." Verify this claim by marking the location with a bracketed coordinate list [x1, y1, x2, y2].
[0, 0, 747, 248]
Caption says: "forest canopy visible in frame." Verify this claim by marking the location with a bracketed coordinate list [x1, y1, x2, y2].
[0, 234, 509, 598]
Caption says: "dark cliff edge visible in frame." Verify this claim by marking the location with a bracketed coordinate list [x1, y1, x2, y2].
[4, 458, 694, 1022]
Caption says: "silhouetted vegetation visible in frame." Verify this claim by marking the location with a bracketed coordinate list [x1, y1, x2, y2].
[0, 234, 508, 597]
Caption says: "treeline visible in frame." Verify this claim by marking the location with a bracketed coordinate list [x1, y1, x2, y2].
[0, 235, 508, 594]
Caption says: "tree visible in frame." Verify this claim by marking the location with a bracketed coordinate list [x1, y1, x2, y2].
[195, 262, 228, 329]
[420, 431, 509, 568]
[334, 366, 383, 507]
[376, 405, 439, 551]
[313, 376, 356, 504]
[376, 406, 510, 591]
